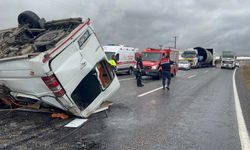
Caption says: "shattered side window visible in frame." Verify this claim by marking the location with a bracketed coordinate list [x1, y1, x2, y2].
[96, 60, 115, 89]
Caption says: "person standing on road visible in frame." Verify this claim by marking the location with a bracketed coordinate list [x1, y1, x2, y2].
[109, 54, 117, 71]
[159, 53, 173, 90]
[136, 54, 144, 87]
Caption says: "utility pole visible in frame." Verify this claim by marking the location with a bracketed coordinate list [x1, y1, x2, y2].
[173, 36, 177, 49]
[159, 44, 163, 50]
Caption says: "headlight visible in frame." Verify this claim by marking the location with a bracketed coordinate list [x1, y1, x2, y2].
[152, 65, 158, 70]
[133, 65, 137, 69]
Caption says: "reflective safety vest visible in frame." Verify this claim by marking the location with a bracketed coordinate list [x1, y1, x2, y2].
[109, 59, 117, 67]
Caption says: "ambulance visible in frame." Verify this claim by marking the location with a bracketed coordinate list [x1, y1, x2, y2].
[103, 44, 138, 74]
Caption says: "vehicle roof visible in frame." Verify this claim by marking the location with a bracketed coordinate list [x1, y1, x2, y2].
[143, 48, 175, 54]
[144, 48, 165, 51]
[103, 45, 136, 52]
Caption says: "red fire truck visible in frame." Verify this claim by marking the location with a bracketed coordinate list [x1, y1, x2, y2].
[140, 48, 179, 79]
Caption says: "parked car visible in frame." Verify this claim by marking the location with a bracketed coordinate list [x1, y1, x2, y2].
[235, 61, 240, 68]
[178, 61, 191, 70]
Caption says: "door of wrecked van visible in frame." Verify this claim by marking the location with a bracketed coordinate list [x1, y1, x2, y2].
[48, 22, 119, 117]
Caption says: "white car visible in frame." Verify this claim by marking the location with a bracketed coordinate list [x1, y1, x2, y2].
[235, 61, 240, 68]
[178, 61, 191, 70]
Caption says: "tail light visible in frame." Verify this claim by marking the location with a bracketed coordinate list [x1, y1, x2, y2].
[42, 72, 65, 97]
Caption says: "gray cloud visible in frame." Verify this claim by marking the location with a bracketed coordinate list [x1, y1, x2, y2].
[0, 0, 249, 55]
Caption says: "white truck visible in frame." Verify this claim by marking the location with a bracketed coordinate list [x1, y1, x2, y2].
[0, 11, 120, 118]
[221, 51, 236, 69]
[182, 47, 214, 68]
[103, 44, 137, 74]
[181, 48, 199, 68]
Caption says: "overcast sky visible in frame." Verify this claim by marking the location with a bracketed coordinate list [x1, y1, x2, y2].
[0, 0, 250, 55]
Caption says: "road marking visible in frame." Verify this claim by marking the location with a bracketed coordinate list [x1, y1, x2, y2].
[187, 74, 197, 79]
[119, 77, 134, 81]
[204, 70, 208, 73]
[233, 69, 250, 150]
[138, 86, 163, 97]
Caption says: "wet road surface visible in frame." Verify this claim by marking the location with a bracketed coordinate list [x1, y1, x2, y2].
[0, 68, 242, 150]
[86, 68, 241, 150]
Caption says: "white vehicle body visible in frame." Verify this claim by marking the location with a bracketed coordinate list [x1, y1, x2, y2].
[181, 48, 199, 68]
[178, 61, 191, 70]
[0, 15, 120, 118]
[103, 44, 137, 74]
[221, 58, 236, 69]
[221, 51, 236, 69]
[235, 61, 240, 67]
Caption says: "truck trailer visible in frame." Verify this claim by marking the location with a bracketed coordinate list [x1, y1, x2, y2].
[182, 47, 214, 68]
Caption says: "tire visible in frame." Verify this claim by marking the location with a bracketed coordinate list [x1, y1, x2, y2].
[18, 11, 42, 28]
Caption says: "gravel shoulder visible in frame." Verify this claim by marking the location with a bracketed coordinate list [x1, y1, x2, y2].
[235, 65, 250, 136]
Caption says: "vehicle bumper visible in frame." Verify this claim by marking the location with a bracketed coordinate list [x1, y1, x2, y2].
[179, 67, 190, 70]
[222, 64, 234, 69]
[142, 70, 159, 76]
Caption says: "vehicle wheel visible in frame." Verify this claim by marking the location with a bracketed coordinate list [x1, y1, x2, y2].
[18, 11, 42, 28]
[127, 67, 133, 75]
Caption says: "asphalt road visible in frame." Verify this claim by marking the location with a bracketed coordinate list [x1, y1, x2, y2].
[0, 68, 242, 150]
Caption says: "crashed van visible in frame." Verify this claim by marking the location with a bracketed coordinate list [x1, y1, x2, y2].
[0, 11, 120, 118]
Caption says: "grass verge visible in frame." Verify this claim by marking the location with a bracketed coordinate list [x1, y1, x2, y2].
[242, 61, 250, 90]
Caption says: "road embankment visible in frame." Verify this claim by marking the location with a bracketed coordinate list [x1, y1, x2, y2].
[242, 61, 250, 90]
[235, 61, 250, 136]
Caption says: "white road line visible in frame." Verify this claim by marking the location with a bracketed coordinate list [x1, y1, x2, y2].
[233, 69, 250, 150]
[138, 86, 163, 97]
[187, 74, 197, 79]
[119, 77, 134, 81]
[204, 70, 208, 73]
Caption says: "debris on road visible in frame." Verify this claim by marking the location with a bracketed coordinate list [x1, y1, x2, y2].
[51, 113, 69, 119]
[65, 118, 88, 128]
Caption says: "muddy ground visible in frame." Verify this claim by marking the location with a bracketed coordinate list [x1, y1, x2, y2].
[0, 110, 108, 150]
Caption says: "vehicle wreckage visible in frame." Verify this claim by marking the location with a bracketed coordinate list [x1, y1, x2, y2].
[0, 11, 120, 118]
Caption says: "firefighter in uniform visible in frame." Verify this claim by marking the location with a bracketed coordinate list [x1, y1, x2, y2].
[136, 54, 144, 87]
[159, 53, 173, 90]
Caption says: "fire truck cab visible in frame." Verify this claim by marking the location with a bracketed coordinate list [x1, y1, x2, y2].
[140, 48, 179, 79]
